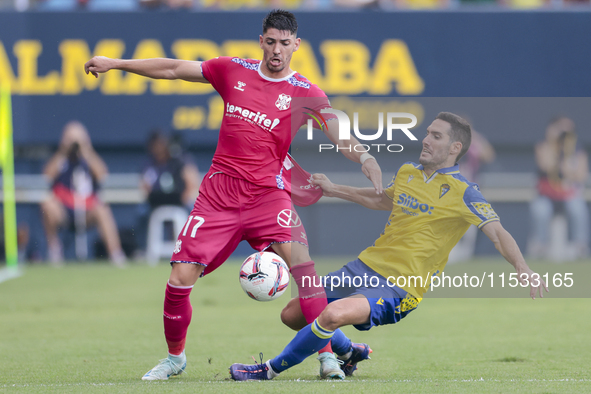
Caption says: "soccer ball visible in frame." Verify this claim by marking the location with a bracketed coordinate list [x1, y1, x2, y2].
[239, 252, 290, 302]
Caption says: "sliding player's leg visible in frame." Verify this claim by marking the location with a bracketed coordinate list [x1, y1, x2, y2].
[229, 297, 371, 381]
[281, 291, 371, 376]
[281, 297, 354, 356]
[271, 240, 344, 379]
[243, 189, 342, 379]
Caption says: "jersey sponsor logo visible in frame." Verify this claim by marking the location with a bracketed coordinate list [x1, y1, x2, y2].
[277, 209, 302, 228]
[225, 102, 280, 132]
[471, 202, 498, 220]
[396, 193, 434, 215]
[439, 183, 450, 199]
[407, 175, 414, 184]
[173, 239, 182, 254]
[275, 93, 292, 110]
[233, 81, 246, 91]
[376, 297, 385, 305]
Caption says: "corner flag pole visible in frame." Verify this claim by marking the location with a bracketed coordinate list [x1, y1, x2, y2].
[0, 83, 18, 269]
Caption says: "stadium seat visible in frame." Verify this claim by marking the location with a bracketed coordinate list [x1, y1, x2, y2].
[146, 205, 188, 265]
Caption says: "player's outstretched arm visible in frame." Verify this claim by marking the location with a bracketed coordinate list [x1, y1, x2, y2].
[311, 173, 392, 211]
[84, 56, 208, 83]
[322, 119, 383, 195]
[481, 221, 548, 299]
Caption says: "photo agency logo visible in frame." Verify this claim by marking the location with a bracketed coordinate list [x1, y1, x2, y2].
[304, 107, 418, 153]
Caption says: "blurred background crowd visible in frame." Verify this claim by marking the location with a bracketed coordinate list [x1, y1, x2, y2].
[0, 4, 589, 267]
[0, 0, 590, 11]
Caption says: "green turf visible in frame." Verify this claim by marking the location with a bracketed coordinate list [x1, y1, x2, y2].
[1, 259, 590, 393]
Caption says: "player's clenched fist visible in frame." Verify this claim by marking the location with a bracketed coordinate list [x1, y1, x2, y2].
[310, 174, 335, 197]
[84, 56, 116, 78]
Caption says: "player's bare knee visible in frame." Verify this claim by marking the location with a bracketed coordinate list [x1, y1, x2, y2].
[291, 254, 311, 267]
[287, 244, 312, 267]
[169, 263, 204, 287]
[318, 305, 343, 331]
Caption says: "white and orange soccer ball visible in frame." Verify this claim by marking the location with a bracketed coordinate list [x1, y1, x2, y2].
[239, 252, 290, 301]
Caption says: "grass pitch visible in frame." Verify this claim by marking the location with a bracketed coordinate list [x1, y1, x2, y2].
[1, 258, 590, 393]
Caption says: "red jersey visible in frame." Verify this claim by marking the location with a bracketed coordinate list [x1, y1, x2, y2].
[201, 57, 331, 189]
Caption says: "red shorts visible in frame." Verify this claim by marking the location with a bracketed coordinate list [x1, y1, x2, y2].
[170, 171, 308, 276]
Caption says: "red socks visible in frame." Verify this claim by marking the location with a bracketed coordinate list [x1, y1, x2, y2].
[163, 262, 331, 356]
[163, 282, 193, 356]
[290, 261, 332, 354]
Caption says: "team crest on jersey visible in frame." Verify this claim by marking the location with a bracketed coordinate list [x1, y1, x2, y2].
[439, 184, 450, 199]
[471, 202, 498, 220]
[275, 94, 292, 111]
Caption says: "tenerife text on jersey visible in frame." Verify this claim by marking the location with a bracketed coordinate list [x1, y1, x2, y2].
[226, 102, 280, 132]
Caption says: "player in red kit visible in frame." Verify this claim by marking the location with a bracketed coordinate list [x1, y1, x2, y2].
[84, 10, 382, 381]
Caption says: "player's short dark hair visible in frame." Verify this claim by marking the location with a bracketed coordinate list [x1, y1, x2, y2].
[262, 9, 298, 36]
[436, 112, 472, 162]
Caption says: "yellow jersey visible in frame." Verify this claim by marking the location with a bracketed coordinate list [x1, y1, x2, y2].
[359, 162, 499, 299]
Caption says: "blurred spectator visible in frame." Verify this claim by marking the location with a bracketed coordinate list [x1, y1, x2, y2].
[328, 0, 379, 8]
[36, 0, 89, 10]
[500, 0, 547, 7]
[0, 212, 37, 263]
[528, 116, 589, 259]
[140, 0, 193, 9]
[563, 0, 591, 4]
[141, 130, 200, 210]
[393, 0, 449, 8]
[134, 130, 200, 256]
[458, 0, 498, 7]
[459, 129, 496, 184]
[197, 0, 302, 10]
[17, 223, 30, 262]
[40, 121, 126, 265]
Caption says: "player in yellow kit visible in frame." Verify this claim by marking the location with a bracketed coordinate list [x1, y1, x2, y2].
[229, 112, 548, 381]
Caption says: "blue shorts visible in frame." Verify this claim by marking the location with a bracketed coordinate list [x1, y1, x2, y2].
[324, 259, 420, 331]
